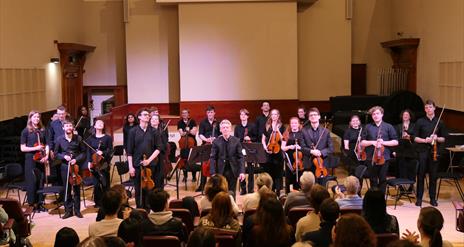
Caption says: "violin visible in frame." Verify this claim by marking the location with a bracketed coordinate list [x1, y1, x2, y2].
[431, 106, 445, 161]
[243, 127, 251, 143]
[68, 154, 82, 186]
[267, 128, 281, 154]
[141, 154, 155, 190]
[82, 139, 105, 171]
[372, 127, 385, 165]
[292, 139, 304, 172]
[33, 132, 45, 161]
[354, 127, 366, 161]
[313, 124, 328, 178]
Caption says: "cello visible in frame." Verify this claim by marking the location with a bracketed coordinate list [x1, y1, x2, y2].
[313, 124, 328, 178]
[161, 120, 173, 177]
[178, 119, 195, 169]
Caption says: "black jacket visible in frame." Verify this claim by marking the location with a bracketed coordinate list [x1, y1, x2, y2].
[210, 135, 245, 178]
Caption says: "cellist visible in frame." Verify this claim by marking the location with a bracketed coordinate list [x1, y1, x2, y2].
[360, 106, 398, 194]
[413, 100, 447, 207]
[177, 109, 198, 182]
[281, 117, 306, 194]
[301, 107, 333, 184]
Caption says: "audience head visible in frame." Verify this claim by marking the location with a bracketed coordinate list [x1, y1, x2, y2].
[319, 198, 340, 223]
[205, 175, 228, 201]
[209, 191, 234, 228]
[118, 217, 142, 247]
[387, 240, 420, 247]
[300, 171, 315, 193]
[54, 227, 80, 247]
[111, 184, 129, 204]
[148, 189, 170, 213]
[363, 188, 388, 233]
[292, 242, 313, 247]
[332, 214, 377, 247]
[187, 227, 216, 247]
[77, 236, 107, 247]
[309, 184, 330, 214]
[344, 176, 360, 195]
[418, 207, 444, 247]
[102, 189, 122, 216]
[254, 197, 292, 246]
[256, 172, 273, 190]
[103, 237, 125, 247]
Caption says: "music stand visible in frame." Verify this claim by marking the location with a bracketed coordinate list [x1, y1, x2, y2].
[241, 143, 267, 193]
[188, 145, 212, 197]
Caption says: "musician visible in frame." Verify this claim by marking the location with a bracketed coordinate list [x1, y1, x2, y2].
[393, 109, 417, 184]
[85, 119, 113, 208]
[233, 109, 257, 195]
[20, 111, 49, 211]
[177, 109, 198, 182]
[150, 114, 168, 188]
[281, 117, 306, 194]
[360, 106, 398, 194]
[413, 100, 447, 207]
[127, 108, 162, 208]
[54, 119, 86, 219]
[342, 115, 363, 175]
[297, 106, 308, 128]
[75, 105, 91, 138]
[255, 101, 270, 140]
[261, 109, 285, 196]
[197, 105, 220, 192]
[123, 113, 137, 153]
[210, 119, 246, 198]
[301, 108, 334, 183]
[48, 105, 67, 155]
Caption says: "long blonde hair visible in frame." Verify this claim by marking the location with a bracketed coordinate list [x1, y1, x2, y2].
[265, 109, 282, 132]
[26, 110, 44, 132]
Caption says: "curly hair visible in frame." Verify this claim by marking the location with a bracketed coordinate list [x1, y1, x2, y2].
[333, 214, 377, 247]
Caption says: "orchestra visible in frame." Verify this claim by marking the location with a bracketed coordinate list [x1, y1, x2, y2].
[22, 98, 454, 217]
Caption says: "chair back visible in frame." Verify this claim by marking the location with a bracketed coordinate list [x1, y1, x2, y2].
[211, 228, 241, 247]
[0, 198, 31, 237]
[169, 199, 183, 209]
[243, 208, 257, 223]
[113, 145, 124, 156]
[171, 208, 194, 234]
[376, 233, 399, 247]
[115, 161, 129, 175]
[354, 165, 367, 181]
[143, 235, 181, 247]
[340, 207, 362, 215]
[288, 207, 313, 229]
[5, 163, 22, 179]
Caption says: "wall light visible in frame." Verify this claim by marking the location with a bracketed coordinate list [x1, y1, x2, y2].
[50, 57, 60, 64]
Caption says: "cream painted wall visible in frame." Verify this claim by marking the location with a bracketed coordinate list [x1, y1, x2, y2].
[126, 0, 179, 103]
[179, 2, 297, 101]
[391, 0, 464, 110]
[351, 0, 392, 94]
[298, 0, 351, 101]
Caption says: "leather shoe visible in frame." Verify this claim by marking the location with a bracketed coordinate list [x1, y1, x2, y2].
[75, 211, 83, 218]
[415, 200, 422, 207]
[430, 200, 438, 207]
[62, 212, 73, 219]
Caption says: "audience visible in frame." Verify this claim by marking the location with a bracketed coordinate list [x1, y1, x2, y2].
[284, 171, 315, 215]
[199, 191, 241, 231]
[402, 207, 453, 247]
[295, 184, 330, 241]
[388, 240, 421, 247]
[77, 236, 107, 247]
[103, 237, 126, 247]
[200, 175, 239, 215]
[301, 198, 340, 247]
[242, 172, 273, 211]
[362, 188, 399, 235]
[334, 176, 363, 209]
[187, 227, 216, 247]
[89, 190, 123, 237]
[292, 242, 313, 247]
[96, 185, 131, 221]
[141, 189, 187, 242]
[118, 217, 142, 247]
[332, 213, 377, 247]
[54, 227, 80, 247]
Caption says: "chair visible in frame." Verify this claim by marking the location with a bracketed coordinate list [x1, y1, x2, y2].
[211, 228, 241, 247]
[376, 233, 399, 247]
[171, 208, 195, 235]
[143, 236, 181, 247]
[0, 198, 33, 240]
[81, 175, 94, 208]
[4, 163, 28, 204]
[169, 199, 184, 209]
[115, 161, 134, 194]
[287, 207, 313, 229]
[36, 185, 64, 218]
[452, 201, 464, 232]
[386, 161, 418, 209]
[437, 172, 464, 201]
[110, 145, 125, 184]
[319, 155, 339, 188]
[340, 207, 362, 215]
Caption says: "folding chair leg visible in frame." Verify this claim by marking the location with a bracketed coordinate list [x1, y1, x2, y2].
[455, 179, 464, 201]
[17, 189, 21, 203]
[81, 185, 86, 208]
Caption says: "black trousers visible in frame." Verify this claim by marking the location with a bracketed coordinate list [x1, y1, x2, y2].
[264, 153, 283, 196]
[91, 168, 110, 207]
[134, 165, 156, 209]
[240, 162, 254, 194]
[368, 160, 390, 193]
[417, 151, 438, 202]
[60, 163, 81, 213]
[25, 154, 44, 205]
[223, 162, 238, 200]
[398, 157, 417, 181]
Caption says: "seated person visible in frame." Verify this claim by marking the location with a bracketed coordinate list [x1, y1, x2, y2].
[362, 188, 399, 235]
[200, 175, 239, 215]
[332, 214, 377, 247]
[334, 176, 363, 209]
[89, 190, 123, 237]
[118, 217, 142, 247]
[187, 227, 216, 247]
[242, 172, 273, 212]
[54, 227, 79, 247]
[96, 185, 132, 221]
[284, 171, 315, 215]
[295, 184, 330, 242]
[301, 198, 340, 247]
[141, 189, 187, 242]
[198, 192, 241, 231]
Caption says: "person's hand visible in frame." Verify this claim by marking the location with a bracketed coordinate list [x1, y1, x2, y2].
[88, 162, 92, 170]
[129, 166, 135, 177]
[392, 152, 396, 157]
[244, 136, 251, 142]
[40, 156, 48, 163]
[425, 137, 432, 143]
[64, 155, 72, 162]
[122, 207, 132, 219]
[239, 173, 245, 182]
[311, 149, 322, 157]
[401, 229, 419, 244]
[141, 159, 150, 167]
[69, 159, 77, 165]
[96, 150, 103, 156]
[35, 145, 44, 151]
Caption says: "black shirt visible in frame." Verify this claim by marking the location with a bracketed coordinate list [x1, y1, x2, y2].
[151, 127, 168, 154]
[299, 117, 309, 128]
[343, 127, 362, 152]
[263, 125, 286, 144]
[127, 125, 161, 167]
[123, 124, 136, 151]
[394, 123, 417, 158]
[255, 113, 269, 141]
[85, 134, 113, 164]
[284, 130, 305, 164]
[234, 122, 258, 142]
[48, 119, 64, 150]
[413, 116, 448, 152]
[301, 125, 334, 158]
[361, 121, 398, 161]
[20, 128, 47, 155]
[54, 134, 87, 166]
[199, 118, 220, 139]
[301, 221, 336, 247]
[75, 116, 91, 138]
[177, 118, 197, 138]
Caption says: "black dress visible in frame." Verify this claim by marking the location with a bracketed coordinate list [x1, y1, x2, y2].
[284, 130, 305, 194]
[263, 125, 286, 196]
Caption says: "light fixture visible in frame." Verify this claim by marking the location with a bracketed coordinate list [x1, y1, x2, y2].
[50, 57, 60, 64]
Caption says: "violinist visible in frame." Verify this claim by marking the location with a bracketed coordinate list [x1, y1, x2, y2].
[127, 108, 162, 208]
[297, 106, 309, 128]
[301, 108, 334, 183]
[197, 105, 220, 192]
[281, 117, 306, 194]
[48, 105, 67, 184]
[413, 100, 447, 207]
[342, 115, 363, 175]
[20, 111, 49, 212]
[360, 106, 398, 194]
[177, 109, 198, 182]
[150, 114, 167, 189]
[393, 110, 417, 185]
[261, 109, 285, 196]
[75, 105, 91, 138]
[255, 101, 271, 140]
[123, 113, 137, 153]
[233, 109, 257, 195]
[54, 118, 86, 219]
[85, 119, 113, 208]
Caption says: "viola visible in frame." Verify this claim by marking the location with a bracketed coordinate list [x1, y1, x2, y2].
[33, 132, 45, 162]
[68, 154, 82, 186]
[372, 133, 385, 165]
[267, 129, 281, 154]
[292, 139, 304, 172]
[90, 141, 104, 170]
[141, 155, 155, 190]
[312, 124, 328, 178]
[354, 128, 366, 161]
